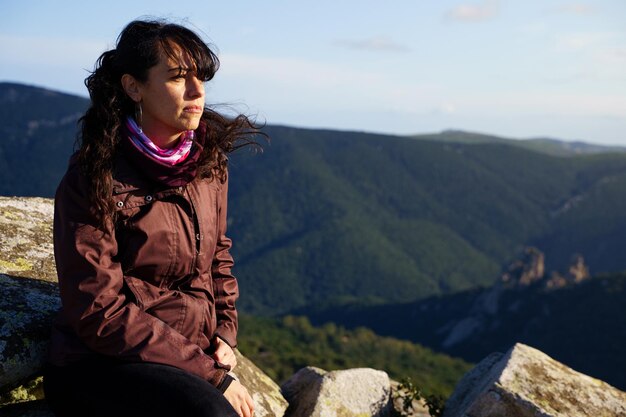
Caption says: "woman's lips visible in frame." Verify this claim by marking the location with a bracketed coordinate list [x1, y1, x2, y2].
[183, 106, 203, 113]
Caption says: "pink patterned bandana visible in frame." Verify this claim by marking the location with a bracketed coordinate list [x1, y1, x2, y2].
[126, 117, 194, 166]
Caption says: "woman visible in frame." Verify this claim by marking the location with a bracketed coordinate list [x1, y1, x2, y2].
[43, 19, 259, 417]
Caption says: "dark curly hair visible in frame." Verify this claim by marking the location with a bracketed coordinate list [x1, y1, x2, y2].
[78, 19, 262, 229]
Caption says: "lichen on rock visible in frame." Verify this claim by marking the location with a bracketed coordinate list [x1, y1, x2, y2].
[282, 367, 393, 417]
[442, 343, 626, 417]
[0, 197, 56, 283]
[233, 350, 289, 417]
[0, 274, 59, 392]
[0, 376, 44, 406]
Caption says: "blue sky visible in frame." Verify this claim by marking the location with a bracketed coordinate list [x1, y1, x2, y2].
[1, 1, 625, 144]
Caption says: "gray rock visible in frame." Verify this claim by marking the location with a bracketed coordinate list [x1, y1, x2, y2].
[234, 350, 289, 417]
[282, 366, 392, 417]
[0, 197, 57, 283]
[0, 274, 60, 392]
[0, 197, 59, 394]
[443, 343, 626, 417]
[390, 379, 431, 417]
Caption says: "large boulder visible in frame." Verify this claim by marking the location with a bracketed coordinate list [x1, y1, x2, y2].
[282, 366, 393, 417]
[0, 274, 59, 392]
[234, 350, 289, 417]
[443, 343, 626, 417]
[0, 197, 59, 395]
[0, 197, 58, 416]
[0, 197, 60, 398]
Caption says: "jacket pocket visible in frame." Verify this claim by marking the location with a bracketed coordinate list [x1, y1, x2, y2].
[115, 194, 179, 285]
[123, 275, 206, 340]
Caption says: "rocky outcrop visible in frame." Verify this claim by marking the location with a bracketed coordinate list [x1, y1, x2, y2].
[545, 254, 591, 290]
[0, 197, 59, 393]
[500, 247, 545, 287]
[234, 350, 289, 417]
[437, 247, 596, 349]
[443, 343, 626, 417]
[499, 247, 591, 290]
[282, 366, 393, 417]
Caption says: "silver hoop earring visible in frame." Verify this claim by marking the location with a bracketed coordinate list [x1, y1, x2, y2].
[135, 102, 143, 132]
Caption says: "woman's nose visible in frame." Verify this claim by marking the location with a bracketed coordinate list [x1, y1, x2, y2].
[187, 76, 204, 99]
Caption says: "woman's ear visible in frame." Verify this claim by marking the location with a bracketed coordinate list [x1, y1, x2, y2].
[121, 74, 142, 103]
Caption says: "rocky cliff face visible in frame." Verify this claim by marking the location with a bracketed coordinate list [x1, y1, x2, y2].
[499, 247, 590, 290]
[499, 247, 545, 287]
[435, 247, 595, 353]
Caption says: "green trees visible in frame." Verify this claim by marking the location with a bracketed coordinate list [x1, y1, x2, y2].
[237, 315, 471, 397]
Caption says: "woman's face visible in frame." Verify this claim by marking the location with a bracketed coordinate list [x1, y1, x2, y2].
[129, 44, 205, 148]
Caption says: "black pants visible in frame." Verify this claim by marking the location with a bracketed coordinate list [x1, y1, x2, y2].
[43, 357, 239, 417]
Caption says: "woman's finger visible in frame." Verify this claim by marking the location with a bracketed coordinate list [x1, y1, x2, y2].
[242, 401, 253, 417]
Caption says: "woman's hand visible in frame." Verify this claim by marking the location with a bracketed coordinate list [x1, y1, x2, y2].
[211, 337, 237, 370]
[223, 379, 254, 417]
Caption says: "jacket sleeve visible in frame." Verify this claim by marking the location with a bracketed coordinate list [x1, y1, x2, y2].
[53, 165, 228, 387]
[211, 175, 239, 348]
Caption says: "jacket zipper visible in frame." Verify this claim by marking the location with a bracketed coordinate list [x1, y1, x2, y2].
[185, 186, 201, 277]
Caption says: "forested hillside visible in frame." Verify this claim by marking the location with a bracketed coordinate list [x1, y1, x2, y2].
[3, 82, 626, 317]
[229, 125, 626, 314]
[237, 315, 471, 397]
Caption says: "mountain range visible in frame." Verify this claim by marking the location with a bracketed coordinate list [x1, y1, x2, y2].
[2, 82, 626, 316]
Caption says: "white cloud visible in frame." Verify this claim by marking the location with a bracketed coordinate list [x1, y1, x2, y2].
[551, 32, 626, 80]
[0, 34, 109, 96]
[452, 91, 626, 119]
[333, 36, 411, 53]
[434, 102, 457, 114]
[589, 46, 626, 80]
[554, 32, 613, 51]
[445, 0, 499, 22]
[0, 34, 108, 68]
[554, 3, 596, 15]
[215, 52, 444, 115]
[219, 53, 382, 89]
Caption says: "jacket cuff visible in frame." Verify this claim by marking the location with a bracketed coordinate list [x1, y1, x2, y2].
[214, 329, 237, 349]
[206, 365, 228, 388]
[216, 374, 235, 393]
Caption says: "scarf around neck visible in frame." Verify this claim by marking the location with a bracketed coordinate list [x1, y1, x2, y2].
[121, 117, 205, 187]
[125, 117, 194, 165]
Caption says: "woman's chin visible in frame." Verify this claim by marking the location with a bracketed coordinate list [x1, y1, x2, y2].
[181, 115, 202, 131]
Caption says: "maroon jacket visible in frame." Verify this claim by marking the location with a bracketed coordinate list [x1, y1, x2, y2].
[49, 153, 238, 387]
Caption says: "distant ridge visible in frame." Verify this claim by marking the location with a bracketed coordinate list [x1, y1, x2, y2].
[0, 82, 88, 196]
[411, 129, 626, 157]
